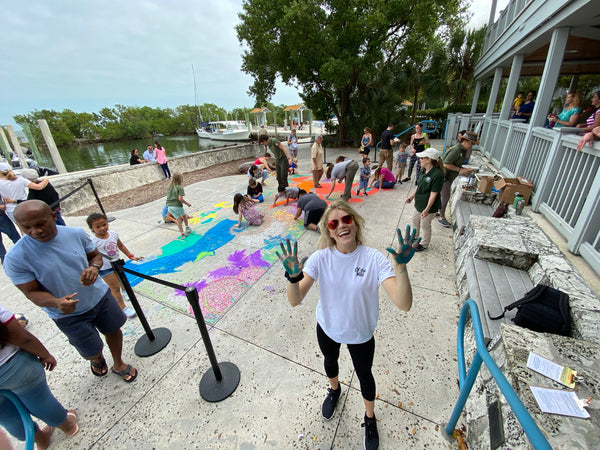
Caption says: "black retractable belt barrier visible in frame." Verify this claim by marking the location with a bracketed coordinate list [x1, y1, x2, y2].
[185, 286, 240, 402]
[49, 178, 115, 222]
[111, 260, 240, 402]
[87, 178, 115, 222]
[111, 259, 172, 357]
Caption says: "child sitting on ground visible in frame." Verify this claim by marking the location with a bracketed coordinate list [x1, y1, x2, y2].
[159, 204, 177, 224]
[233, 193, 264, 227]
[248, 164, 269, 184]
[272, 185, 302, 206]
[394, 142, 409, 183]
[166, 173, 192, 239]
[87, 212, 143, 318]
[247, 178, 264, 203]
[288, 157, 298, 175]
[356, 157, 371, 196]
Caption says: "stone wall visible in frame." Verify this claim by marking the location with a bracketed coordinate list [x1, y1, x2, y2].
[47, 143, 260, 214]
[449, 151, 599, 448]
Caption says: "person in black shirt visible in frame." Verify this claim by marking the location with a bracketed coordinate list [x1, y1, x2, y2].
[130, 148, 145, 165]
[20, 169, 66, 226]
[379, 123, 395, 171]
[247, 178, 264, 203]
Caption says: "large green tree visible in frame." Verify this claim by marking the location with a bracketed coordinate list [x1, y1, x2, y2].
[237, 0, 463, 140]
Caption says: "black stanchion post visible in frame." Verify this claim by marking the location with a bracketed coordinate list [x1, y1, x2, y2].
[87, 178, 116, 223]
[111, 260, 172, 357]
[185, 286, 240, 402]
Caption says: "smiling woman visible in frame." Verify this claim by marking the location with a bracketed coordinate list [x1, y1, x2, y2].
[277, 200, 417, 449]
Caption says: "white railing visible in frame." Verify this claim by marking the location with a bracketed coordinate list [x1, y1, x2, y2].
[460, 113, 600, 277]
[483, 0, 531, 53]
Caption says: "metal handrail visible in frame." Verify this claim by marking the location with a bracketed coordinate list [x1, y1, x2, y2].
[0, 389, 35, 450]
[443, 299, 551, 449]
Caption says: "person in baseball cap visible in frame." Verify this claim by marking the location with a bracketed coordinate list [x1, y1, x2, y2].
[404, 147, 445, 252]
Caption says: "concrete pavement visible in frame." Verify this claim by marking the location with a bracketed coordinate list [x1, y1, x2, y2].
[2, 142, 468, 449]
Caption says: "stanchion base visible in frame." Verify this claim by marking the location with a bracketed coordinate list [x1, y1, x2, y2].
[134, 327, 172, 357]
[199, 361, 240, 402]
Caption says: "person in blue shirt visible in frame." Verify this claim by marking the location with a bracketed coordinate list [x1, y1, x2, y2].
[512, 90, 536, 123]
[4, 200, 138, 383]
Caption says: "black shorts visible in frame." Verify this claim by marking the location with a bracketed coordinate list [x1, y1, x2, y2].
[305, 208, 325, 227]
[53, 290, 126, 358]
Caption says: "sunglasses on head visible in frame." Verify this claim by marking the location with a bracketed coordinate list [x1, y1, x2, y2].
[327, 214, 353, 230]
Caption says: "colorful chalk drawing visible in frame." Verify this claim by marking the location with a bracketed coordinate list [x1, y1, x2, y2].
[124, 196, 305, 323]
[173, 249, 270, 322]
[123, 172, 380, 323]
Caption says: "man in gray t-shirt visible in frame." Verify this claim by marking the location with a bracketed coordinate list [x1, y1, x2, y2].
[295, 191, 327, 231]
[326, 156, 359, 202]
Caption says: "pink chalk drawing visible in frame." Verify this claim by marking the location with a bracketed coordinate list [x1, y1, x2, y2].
[173, 249, 271, 323]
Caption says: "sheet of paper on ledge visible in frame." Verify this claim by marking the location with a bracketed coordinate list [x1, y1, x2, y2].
[530, 386, 590, 419]
[527, 352, 577, 388]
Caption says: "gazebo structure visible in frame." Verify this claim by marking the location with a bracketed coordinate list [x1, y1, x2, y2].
[283, 104, 309, 128]
[249, 107, 271, 127]
[445, 0, 600, 274]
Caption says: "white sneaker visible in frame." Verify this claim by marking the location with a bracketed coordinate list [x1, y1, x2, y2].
[123, 306, 137, 318]
[185, 227, 192, 236]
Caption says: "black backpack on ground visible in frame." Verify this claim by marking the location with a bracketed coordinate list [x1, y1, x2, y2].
[488, 284, 571, 336]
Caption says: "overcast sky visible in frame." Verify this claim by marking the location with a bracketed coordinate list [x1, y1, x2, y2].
[1, 0, 507, 126]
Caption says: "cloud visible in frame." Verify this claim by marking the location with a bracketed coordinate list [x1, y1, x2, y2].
[0, 0, 505, 125]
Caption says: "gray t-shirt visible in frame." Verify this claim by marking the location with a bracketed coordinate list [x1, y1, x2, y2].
[297, 193, 327, 212]
[331, 159, 353, 180]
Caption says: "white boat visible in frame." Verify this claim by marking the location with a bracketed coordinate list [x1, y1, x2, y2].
[196, 121, 251, 141]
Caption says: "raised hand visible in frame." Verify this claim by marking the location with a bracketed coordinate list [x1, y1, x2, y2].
[275, 238, 307, 277]
[386, 225, 420, 265]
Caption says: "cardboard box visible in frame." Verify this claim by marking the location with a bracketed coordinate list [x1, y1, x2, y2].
[476, 174, 495, 194]
[493, 176, 533, 204]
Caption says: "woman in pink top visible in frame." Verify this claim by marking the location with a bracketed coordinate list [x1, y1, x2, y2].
[368, 166, 396, 189]
[154, 141, 171, 179]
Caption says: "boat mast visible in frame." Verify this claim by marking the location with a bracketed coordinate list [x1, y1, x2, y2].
[192, 64, 203, 123]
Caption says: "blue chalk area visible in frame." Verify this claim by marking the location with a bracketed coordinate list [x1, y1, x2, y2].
[124, 218, 238, 287]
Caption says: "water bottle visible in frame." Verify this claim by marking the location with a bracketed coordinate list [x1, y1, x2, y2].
[515, 199, 525, 215]
[513, 192, 523, 209]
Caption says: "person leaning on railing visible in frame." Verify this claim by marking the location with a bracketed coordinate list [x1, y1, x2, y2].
[576, 91, 600, 132]
[577, 125, 600, 151]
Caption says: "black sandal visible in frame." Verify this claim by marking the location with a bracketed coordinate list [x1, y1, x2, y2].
[90, 358, 108, 377]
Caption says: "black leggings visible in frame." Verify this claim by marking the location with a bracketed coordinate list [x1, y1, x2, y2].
[316, 324, 376, 401]
[407, 154, 421, 178]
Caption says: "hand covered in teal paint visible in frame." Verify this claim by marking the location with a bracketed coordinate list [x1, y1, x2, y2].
[386, 225, 419, 265]
[275, 239, 307, 277]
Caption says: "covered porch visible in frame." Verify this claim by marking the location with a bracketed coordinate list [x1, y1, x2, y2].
[451, 0, 600, 275]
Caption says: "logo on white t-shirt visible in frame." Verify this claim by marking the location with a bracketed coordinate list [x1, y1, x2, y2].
[354, 267, 366, 277]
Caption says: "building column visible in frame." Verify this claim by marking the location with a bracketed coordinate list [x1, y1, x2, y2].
[488, 0, 498, 27]
[470, 80, 482, 115]
[499, 54, 524, 120]
[485, 67, 504, 117]
[529, 27, 570, 128]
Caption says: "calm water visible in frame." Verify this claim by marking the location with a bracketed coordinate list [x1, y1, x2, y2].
[36, 135, 216, 172]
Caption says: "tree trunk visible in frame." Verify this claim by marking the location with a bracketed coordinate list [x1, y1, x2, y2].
[411, 88, 419, 124]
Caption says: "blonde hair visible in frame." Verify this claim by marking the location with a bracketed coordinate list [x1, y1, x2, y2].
[570, 91, 583, 109]
[0, 169, 17, 181]
[317, 200, 366, 249]
[169, 173, 184, 187]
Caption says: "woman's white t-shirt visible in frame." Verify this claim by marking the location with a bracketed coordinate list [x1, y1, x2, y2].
[303, 245, 395, 344]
